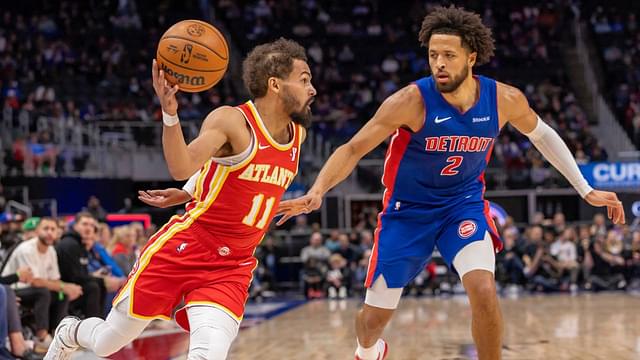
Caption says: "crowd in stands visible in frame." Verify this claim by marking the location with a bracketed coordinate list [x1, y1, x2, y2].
[215, 0, 607, 191]
[253, 210, 640, 301]
[588, 3, 640, 148]
[1, 0, 239, 176]
[0, 203, 157, 358]
[0, 0, 617, 190]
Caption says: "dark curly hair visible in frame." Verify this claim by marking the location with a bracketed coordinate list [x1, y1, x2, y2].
[242, 38, 308, 99]
[418, 6, 495, 65]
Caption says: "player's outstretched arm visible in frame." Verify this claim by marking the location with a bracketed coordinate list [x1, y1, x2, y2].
[138, 170, 201, 208]
[152, 60, 244, 180]
[277, 85, 424, 224]
[499, 83, 625, 224]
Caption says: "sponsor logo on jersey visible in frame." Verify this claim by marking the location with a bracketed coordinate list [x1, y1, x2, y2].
[458, 220, 477, 239]
[472, 116, 491, 123]
[176, 242, 188, 253]
[218, 246, 231, 256]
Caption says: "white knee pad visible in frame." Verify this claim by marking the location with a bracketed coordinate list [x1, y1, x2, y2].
[77, 297, 150, 357]
[364, 276, 404, 310]
[453, 231, 496, 280]
[187, 306, 240, 360]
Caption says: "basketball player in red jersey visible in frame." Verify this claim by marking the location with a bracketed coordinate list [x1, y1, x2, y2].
[278, 7, 625, 360]
[45, 38, 315, 360]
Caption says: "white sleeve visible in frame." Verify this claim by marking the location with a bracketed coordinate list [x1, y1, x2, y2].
[182, 170, 201, 196]
[525, 117, 593, 198]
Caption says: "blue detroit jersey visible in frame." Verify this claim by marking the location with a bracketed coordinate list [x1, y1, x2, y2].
[382, 75, 499, 204]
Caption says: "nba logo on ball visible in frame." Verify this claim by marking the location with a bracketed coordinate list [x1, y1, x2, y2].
[458, 220, 477, 239]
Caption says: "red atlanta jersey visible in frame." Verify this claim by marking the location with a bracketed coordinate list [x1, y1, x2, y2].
[183, 100, 302, 252]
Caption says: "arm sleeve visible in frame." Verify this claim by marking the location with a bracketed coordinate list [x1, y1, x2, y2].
[182, 170, 201, 196]
[524, 117, 593, 198]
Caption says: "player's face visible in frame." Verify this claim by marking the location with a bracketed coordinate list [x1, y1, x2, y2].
[428, 34, 476, 93]
[280, 59, 316, 128]
[36, 219, 58, 246]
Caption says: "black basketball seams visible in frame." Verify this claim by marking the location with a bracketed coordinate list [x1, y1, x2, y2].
[160, 35, 228, 60]
[157, 52, 227, 73]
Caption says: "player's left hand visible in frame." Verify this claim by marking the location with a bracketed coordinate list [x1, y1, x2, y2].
[152, 59, 180, 116]
[138, 188, 192, 208]
[584, 189, 625, 224]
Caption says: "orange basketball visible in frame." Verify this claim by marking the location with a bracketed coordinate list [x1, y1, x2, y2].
[156, 20, 229, 93]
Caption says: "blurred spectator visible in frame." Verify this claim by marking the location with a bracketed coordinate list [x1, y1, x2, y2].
[497, 227, 525, 288]
[300, 232, 331, 265]
[56, 213, 119, 319]
[301, 258, 324, 299]
[333, 233, 360, 266]
[326, 254, 350, 299]
[324, 229, 341, 252]
[0, 267, 40, 359]
[1, 217, 82, 353]
[109, 225, 137, 274]
[20, 217, 40, 242]
[589, 230, 627, 290]
[82, 196, 107, 222]
[96, 222, 111, 248]
[550, 228, 580, 291]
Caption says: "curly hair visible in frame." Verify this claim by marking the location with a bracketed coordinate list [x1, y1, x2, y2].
[242, 38, 308, 99]
[418, 6, 495, 65]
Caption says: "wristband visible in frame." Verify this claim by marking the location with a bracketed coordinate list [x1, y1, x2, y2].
[162, 110, 179, 127]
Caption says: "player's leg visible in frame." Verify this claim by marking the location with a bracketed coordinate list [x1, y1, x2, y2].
[355, 203, 438, 360]
[44, 296, 151, 360]
[185, 306, 240, 360]
[439, 217, 503, 360]
[454, 232, 502, 360]
[355, 276, 400, 360]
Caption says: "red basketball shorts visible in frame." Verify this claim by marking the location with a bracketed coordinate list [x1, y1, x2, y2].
[113, 217, 257, 331]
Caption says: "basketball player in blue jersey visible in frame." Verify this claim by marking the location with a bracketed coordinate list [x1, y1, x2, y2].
[278, 6, 626, 360]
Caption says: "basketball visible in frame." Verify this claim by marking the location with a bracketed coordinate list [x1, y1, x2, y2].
[156, 19, 229, 93]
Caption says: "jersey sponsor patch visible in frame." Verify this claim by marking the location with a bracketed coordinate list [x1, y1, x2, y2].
[458, 220, 477, 239]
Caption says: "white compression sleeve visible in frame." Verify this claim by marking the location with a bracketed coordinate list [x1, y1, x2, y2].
[182, 170, 201, 196]
[525, 117, 593, 198]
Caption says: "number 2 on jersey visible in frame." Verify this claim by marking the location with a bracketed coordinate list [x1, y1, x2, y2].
[242, 194, 276, 229]
[441, 156, 463, 176]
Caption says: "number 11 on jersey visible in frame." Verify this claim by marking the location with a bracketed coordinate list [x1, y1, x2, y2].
[242, 194, 276, 229]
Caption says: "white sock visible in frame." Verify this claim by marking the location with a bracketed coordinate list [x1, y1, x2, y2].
[356, 339, 382, 360]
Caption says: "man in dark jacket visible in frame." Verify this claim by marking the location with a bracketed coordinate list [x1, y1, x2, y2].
[56, 212, 122, 319]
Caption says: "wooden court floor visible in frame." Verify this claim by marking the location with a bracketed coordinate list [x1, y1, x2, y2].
[228, 293, 640, 360]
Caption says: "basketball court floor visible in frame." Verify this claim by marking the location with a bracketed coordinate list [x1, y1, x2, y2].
[73, 292, 640, 359]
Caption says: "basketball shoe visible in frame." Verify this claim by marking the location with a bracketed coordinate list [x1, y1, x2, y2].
[355, 339, 388, 360]
[43, 316, 81, 360]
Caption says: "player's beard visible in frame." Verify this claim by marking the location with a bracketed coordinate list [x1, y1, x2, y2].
[435, 63, 469, 93]
[282, 87, 313, 128]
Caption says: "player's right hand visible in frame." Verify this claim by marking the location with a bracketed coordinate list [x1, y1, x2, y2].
[152, 59, 179, 116]
[138, 188, 192, 208]
[276, 191, 323, 226]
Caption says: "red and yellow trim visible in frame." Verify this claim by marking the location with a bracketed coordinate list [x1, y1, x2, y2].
[246, 101, 295, 151]
[184, 301, 243, 322]
[113, 164, 231, 321]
